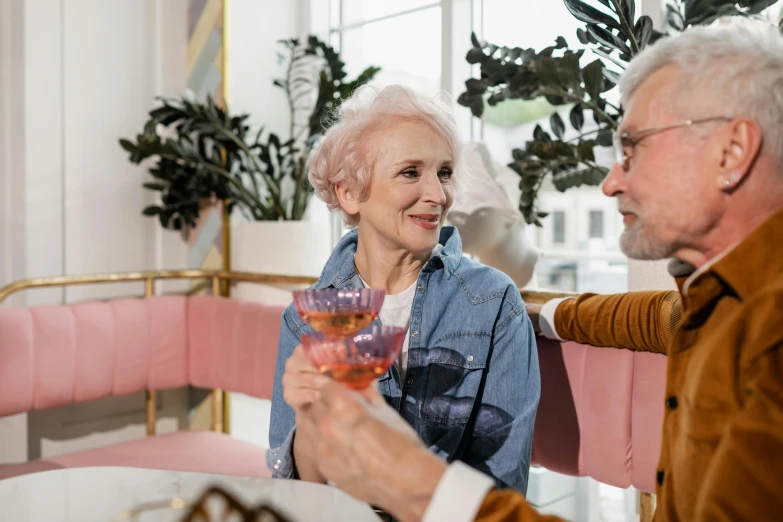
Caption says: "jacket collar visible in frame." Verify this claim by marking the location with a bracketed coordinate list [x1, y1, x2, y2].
[315, 226, 463, 289]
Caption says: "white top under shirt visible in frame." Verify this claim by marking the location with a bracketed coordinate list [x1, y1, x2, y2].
[355, 245, 442, 381]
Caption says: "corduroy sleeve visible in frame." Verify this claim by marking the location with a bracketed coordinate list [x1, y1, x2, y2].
[553, 290, 681, 355]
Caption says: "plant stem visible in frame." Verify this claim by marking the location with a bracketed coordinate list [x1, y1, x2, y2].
[565, 127, 602, 143]
[535, 88, 618, 129]
[158, 152, 271, 220]
[610, 0, 640, 55]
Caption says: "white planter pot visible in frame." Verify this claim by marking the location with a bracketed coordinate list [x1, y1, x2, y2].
[231, 220, 333, 307]
[229, 219, 333, 447]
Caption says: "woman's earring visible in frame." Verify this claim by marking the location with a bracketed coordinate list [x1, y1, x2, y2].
[720, 173, 742, 191]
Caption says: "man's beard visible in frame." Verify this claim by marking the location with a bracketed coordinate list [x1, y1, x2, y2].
[619, 221, 677, 260]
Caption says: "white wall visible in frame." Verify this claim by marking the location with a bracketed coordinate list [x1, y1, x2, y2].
[228, 0, 300, 140]
[0, 0, 190, 306]
[0, 0, 190, 465]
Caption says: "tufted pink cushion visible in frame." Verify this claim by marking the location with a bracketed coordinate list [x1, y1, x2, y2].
[532, 337, 666, 493]
[0, 296, 284, 418]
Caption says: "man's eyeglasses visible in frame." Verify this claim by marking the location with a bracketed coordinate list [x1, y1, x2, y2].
[612, 117, 732, 171]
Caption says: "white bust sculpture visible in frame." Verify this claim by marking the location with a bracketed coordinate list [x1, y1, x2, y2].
[447, 142, 541, 288]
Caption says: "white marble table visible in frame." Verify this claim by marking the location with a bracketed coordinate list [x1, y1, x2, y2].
[0, 467, 379, 522]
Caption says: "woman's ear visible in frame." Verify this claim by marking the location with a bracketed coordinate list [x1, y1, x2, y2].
[335, 183, 361, 217]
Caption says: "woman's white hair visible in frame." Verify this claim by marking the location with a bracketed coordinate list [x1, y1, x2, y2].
[619, 20, 783, 161]
[308, 84, 464, 227]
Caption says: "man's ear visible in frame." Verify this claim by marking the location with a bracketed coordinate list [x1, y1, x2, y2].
[714, 117, 763, 191]
[335, 183, 361, 217]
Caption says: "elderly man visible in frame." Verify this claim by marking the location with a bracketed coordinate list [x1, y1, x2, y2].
[296, 21, 783, 522]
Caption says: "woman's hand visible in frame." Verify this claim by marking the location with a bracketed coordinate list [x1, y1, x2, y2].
[281, 345, 330, 413]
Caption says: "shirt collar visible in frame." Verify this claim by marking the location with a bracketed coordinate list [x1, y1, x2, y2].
[316, 225, 463, 289]
[683, 206, 783, 300]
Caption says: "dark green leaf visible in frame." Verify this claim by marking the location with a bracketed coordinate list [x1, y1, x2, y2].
[536, 57, 562, 88]
[634, 16, 654, 49]
[555, 36, 568, 48]
[563, 0, 622, 30]
[142, 205, 162, 216]
[558, 52, 584, 94]
[466, 48, 487, 64]
[465, 78, 486, 93]
[576, 28, 589, 44]
[576, 140, 596, 161]
[471, 32, 481, 48]
[569, 104, 585, 131]
[533, 124, 552, 144]
[586, 24, 630, 53]
[550, 113, 566, 139]
[596, 128, 614, 147]
[582, 59, 604, 102]
[142, 182, 167, 191]
[119, 139, 139, 154]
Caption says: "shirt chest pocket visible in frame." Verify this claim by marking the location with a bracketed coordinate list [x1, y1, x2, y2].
[420, 338, 489, 425]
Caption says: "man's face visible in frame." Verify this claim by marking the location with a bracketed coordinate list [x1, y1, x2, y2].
[602, 66, 727, 260]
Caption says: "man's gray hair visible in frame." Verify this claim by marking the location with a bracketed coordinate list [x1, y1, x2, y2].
[619, 20, 783, 161]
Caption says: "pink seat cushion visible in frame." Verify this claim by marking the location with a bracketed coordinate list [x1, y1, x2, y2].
[0, 432, 271, 480]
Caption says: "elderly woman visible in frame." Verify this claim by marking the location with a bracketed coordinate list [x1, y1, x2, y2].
[266, 85, 540, 494]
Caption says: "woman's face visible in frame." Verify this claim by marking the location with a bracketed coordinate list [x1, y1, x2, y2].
[350, 119, 455, 255]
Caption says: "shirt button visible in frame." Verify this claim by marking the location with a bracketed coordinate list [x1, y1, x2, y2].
[417, 284, 424, 291]
[274, 460, 282, 470]
[467, 355, 474, 362]
[657, 470, 665, 485]
[667, 396, 678, 409]
[412, 331, 419, 337]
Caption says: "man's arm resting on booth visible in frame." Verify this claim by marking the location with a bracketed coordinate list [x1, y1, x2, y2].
[530, 290, 681, 355]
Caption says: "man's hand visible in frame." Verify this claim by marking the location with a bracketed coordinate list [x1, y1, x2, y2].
[525, 303, 542, 334]
[302, 381, 447, 522]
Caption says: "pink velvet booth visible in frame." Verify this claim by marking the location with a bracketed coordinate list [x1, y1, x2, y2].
[0, 293, 666, 493]
[532, 337, 667, 494]
[0, 295, 284, 480]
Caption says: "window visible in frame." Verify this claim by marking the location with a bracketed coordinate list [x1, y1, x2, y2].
[329, 2, 442, 96]
[552, 210, 566, 245]
[326, 1, 632, 295]
[589, 210, 604, 239]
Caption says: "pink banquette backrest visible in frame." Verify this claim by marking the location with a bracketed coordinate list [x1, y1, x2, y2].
[532, 337, 666, 494]
[0, 295, 284, 418]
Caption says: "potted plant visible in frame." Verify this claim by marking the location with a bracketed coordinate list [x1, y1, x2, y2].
[120, 35, 379, 302]
[457, 0, 781, 227]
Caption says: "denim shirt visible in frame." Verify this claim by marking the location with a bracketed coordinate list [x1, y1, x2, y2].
[266, 226, 541, 493]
